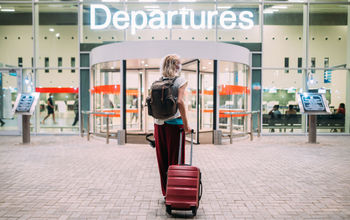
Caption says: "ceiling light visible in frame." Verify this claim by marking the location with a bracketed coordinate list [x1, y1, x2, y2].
[0, 6, 2, 9]
[272, 5, 288, 9]
[1, 8, 15, 12]
[217, 6, 231, 9]
[56, 33, 60, 37]
[145, 64, 149, 67]
[208, 62, 212, 65]
[144, 5, 159, 9]
[263, 9, 278, 14]
[49, 28, 55, 32]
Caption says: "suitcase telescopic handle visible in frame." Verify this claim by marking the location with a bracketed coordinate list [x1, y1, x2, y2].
[178, 128, 194, 165]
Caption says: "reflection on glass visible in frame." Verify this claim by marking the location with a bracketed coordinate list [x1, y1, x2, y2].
[0, 70, 19, 131]
[262, 69, 303, 133]
[71, 57, 76, 73]
[218, 61, 248, 135]
[36, 69, 79, 133]
[92, 61, 121, 134]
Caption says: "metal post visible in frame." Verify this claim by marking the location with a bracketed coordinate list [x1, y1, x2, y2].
[80, 113, 84, 137]
[196, 60, 200, 144]
[250, 113, 253, 141]
[308, 115, 317, 143]
[178, 129, 183, 165]
[230, 115, 233, 144]
[22, 115, 31, 144]
[87, 113, 90, 141]
[257, 112, 261, 137]
[106, 115, 110, 144]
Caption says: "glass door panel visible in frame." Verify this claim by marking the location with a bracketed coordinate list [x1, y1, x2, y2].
[126, 70, 141, 132]
[182, 60, 199, 143]
[0, 69, 21, 133]
[92, 61, 121, 134]
[218, 62, 249, 136]
[200, 60, 214, 131]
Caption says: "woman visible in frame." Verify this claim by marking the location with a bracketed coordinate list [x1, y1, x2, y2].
[153, 54, 191, 197]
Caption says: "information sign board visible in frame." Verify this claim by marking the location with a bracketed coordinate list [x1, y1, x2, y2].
[12, 93, 40, 115]
[297, 93, 331, 115]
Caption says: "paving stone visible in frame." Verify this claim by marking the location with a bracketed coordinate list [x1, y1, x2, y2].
[0, 136, 350, 219]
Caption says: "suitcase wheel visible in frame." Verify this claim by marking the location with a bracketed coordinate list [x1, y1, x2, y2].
[191, 206, 197, 216]
[166, 205, 171, 215]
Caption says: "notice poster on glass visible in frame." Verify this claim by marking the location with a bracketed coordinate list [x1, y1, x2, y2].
[12, 93, 40, 115]
[297, 93, 331, 115]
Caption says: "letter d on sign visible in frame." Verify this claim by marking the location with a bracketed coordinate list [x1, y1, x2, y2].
[91, 4, 111, 30]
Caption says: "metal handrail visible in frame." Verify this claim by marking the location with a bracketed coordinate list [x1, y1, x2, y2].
[223, 111, 261, 143]
[81, 111, 115, 144]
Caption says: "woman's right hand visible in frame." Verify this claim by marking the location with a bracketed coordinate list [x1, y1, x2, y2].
[184, 125, 192, 134]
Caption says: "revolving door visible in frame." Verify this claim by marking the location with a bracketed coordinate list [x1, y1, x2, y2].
[90, 41, 252, 144]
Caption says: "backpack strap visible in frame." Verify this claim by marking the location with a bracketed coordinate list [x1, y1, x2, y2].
[162, 76, 179, 84]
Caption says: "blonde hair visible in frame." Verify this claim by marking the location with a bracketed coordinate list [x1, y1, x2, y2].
[161, 54, 181, 78]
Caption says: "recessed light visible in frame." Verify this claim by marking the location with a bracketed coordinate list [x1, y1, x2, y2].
[217, 6, 231, 10]
[144, 5, 159, 9]
[49, 28, 54, 32]
[1, 8, 15, 12]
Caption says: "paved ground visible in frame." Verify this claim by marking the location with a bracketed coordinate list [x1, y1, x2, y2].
[0, 135, 350, 220]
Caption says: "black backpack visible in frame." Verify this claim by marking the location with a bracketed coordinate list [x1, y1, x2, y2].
[146, 77, 178, 119]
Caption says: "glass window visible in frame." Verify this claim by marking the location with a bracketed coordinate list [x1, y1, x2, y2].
[36, 68, 79, 133]
[37, 4, 78, 68]
[217, 3, 260, 43]
[309, 4, 347, 69]
[58, 57, 62, 73]
[298, 57, 302, 74]
[284, 57, 289, 73]
[263, 3, 304, 68]
[45, 57, 49, 73]
[307, 69, 347, 133]
[82, 3, 126, 43]
[71, 57, 76, 73]
[309, 4, 348, 133]
[0, 70, 20, 132]
[262, 69, 303, 133]
[0, 4, 33, 68]
[218, 61, 249, 135]
[18, 57, 23, 68]
[168, 3, 216, 41]
[200, 60, 214, 131]
[91, 61, 121, 134]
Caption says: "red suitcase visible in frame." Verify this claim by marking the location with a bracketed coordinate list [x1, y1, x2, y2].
[165, 129, 203, 216]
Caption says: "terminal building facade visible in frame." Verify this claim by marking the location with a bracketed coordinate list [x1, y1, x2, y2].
[0, 0, 349, 142]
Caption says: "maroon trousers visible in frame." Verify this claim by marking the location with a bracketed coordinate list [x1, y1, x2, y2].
[154, 123, 185, 196]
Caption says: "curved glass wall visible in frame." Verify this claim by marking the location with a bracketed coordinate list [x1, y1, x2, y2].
[91, 57, 250, 144]
[91, 61, 121, 134]
[218, 61, 249, 136]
